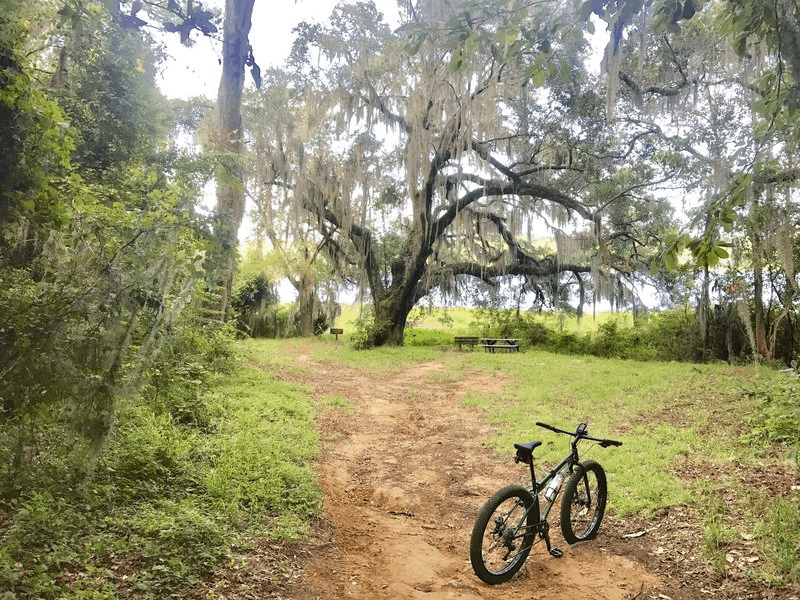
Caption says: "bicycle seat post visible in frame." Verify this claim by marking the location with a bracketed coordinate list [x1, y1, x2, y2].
[513, 440, 542, 491]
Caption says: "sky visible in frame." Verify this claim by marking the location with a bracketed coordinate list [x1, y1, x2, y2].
[156, 0, 403, 100]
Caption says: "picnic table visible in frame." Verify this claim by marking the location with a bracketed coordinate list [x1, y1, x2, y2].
[454, 336, 480, 350]
[481, 338, 520, 352]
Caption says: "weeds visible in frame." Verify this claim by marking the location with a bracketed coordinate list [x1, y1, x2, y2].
[755, 496, 800, 582]
[0, 343, 322, 598]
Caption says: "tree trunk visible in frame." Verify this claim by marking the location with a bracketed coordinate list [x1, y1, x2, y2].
[296, 276, 316, 337]
[373, 291, 414, 346]
[699, 262, 711, 350]
[215, 0, 255, 319]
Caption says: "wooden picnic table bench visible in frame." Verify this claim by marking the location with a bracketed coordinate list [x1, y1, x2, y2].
[481, 338, 520, 352]
[454, 336, 480, 350]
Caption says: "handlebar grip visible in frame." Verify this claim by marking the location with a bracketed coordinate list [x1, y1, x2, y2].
[601, 439, 623, 447]
[535, 421, 558, 432]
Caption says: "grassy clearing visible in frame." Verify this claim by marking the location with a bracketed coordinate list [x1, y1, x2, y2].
[455, 351, 765, 514]
[282, 336, 797, 584]
[249, 309, 798, 584]
[6, 321, 794, 597]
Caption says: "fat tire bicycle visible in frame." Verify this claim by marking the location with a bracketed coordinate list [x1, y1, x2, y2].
[469, 421, 622, 585]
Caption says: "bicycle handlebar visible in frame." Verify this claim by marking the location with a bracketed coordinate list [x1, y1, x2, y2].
[535, 421, 622, 447]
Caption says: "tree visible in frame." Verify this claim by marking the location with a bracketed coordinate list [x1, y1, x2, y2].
[630, 2, 800, 362]
[1, 1, 217, 495]
[66, 0, 261, 320]
[243, 72, 342, 337]
[213, 0, 257, 319]
[265, 0, 677, 346]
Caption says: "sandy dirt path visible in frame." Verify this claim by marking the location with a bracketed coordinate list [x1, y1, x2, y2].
[287, 352, 659, 600]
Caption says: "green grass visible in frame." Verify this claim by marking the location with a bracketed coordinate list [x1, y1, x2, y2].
[6, 319, 794, 597]
[242, 324, 797, 584]
[273, 337, 796, 582]
[755, 496, 800, 582]
[201, 365, 321, 518]
[0, 351, 323, 599]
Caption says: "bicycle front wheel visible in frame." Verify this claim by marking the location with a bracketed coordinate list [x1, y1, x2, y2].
[560, 460, 607, 544]
[469, 485, 539, 585]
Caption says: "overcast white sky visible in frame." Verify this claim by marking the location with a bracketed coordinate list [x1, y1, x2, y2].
[156, 0, 403, 99]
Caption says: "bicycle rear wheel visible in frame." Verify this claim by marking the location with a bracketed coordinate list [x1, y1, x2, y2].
[469, 485, 539, 584]
[559, 460, 607, 544]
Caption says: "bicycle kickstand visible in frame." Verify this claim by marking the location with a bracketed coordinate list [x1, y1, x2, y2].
[539, 523, 563, 558]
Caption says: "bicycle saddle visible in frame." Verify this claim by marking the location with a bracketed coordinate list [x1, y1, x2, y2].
[513, 440, 542, 464]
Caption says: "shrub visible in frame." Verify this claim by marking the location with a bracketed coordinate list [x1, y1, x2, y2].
[128, 499, 231, 592]
[645, 308, 705, 362]
[232, 274, 282, 337]
[742, 370, 800, 464]
[350, 311, 379, 349]
[589, 318, 656, 360]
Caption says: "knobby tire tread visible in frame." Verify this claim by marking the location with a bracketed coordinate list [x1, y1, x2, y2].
[560, 459, 607, 544]
[470, 485, 539, 585]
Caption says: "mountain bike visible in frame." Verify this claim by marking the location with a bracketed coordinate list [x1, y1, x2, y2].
[469, 421, 623, 585]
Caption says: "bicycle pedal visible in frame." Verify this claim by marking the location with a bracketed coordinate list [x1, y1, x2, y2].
[549, 548, 563, 558]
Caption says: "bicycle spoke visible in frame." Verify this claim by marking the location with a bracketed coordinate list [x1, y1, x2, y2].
[470, 486, 539, 584]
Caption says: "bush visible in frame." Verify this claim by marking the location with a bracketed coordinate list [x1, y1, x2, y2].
[589, 318, 656, 360]
[742, 370, 800, 464]
[232, 274, 282, 337]
[128, 499, 231, 592]
[0, 491, 87, 596]
[645, 308, 705, 362]
[350, 311, 378, 350]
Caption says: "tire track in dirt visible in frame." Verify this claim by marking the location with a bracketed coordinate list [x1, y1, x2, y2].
[291, 354, 659, 600]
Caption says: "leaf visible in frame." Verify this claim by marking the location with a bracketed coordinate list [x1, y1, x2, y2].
[403, 31, 427, 56]
[448, 48, 467, 74]
[663, 250, 676, 271]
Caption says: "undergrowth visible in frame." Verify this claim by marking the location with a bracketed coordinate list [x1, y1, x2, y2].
[0, 342, 321, 599]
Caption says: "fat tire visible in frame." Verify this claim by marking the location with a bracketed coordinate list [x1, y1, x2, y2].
[470, 485, 539, 585]
[560, 460, 607, 544]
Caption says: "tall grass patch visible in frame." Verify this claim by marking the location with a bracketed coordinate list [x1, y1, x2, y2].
[755, 495, 800, 582]
[460, 351, 761, 515]
[202, 366, 321, 518]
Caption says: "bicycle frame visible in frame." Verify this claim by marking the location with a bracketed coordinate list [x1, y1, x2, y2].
[470, 421, 622, 584]
[512, 436, 583, 556]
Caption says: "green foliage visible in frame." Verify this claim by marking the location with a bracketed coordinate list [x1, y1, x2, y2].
[588, 318, 653, 359]
[349, 310, 380, 350]
[646, 308, 705, 362]
[53, 17, 165, 173]
[232, 272, 282, 337]
[0, 11, 73, 233]
[755, 496, 800, 582]
[741, 370, 800, 463]
[469, 308, 704, 362]
[127, 499, 230, 592]
[201, 366, 321, 517]
[0, 349, 322, 598]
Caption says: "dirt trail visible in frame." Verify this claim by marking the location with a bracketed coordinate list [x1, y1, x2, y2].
[289, 352, 659, 600]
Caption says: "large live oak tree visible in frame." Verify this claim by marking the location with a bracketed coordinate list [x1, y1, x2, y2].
[267, 1, 676, 346]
